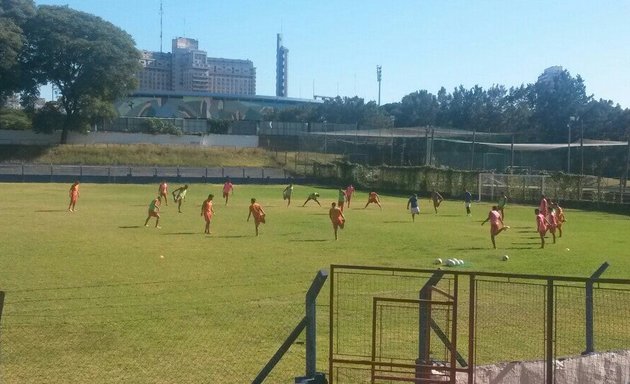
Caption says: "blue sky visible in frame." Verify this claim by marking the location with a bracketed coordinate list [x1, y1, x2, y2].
[37, 0, 630, 108]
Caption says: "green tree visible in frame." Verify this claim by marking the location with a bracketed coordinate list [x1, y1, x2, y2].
[0, 0, 36, 104]
[530, 68, 591, 142]
[385, 90, 438, 127]
[32, 101, 64, 133]
[24, 5, 140, 143]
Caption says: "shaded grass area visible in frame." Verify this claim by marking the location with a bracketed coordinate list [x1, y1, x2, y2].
[0, 144, 338, 168]
[1, 183, 629, 383]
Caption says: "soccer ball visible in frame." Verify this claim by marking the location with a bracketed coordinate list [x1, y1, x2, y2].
[458, 259, 465, 265]
[434, 258, 443, 265]
[446, 259, 456, 267]
[501, 255, 509, 261]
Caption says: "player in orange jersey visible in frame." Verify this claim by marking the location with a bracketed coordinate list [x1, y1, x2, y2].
[222, 178, 234, 205]
[329, 202, 346, 240]
[144, 196, 161, 228]
[68, 180, 80, 212]
[431, 190, 444, 214]
[158, 180, 169, 206]
[364, 191, 382, 209]
[535, 208, 552, 249]
[247, 198, 267, 236]
[553, 202, 566, 238]
[345, 184, 355, 207]
[481, 206, 509, 249]
[201, 194, 215, 234]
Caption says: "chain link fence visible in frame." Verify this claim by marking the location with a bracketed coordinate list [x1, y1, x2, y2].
[0, 278, 329, 383]
[329, 265, 630, 384]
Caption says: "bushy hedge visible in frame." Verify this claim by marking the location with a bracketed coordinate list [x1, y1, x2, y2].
[0, 108, 32, 131]
[207, 119, 230, 134]
[144, 118, 183, 136]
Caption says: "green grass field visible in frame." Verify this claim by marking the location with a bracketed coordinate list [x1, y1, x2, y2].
[1, 182, 629, 383]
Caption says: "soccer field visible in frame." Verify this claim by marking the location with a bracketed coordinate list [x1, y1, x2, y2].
[1, 182, 629, 383]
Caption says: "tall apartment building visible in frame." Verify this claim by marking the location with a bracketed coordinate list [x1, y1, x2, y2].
[275, 34, 288, 97]
[137, 37, 256, 95]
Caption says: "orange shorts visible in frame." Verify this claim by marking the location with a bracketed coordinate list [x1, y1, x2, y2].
[223, 192, 229, 198]
[203, 212, 213, 223]
[255, 215, 266, 224]
[368, 197, 378, 203]
[332, 217, 345, 227]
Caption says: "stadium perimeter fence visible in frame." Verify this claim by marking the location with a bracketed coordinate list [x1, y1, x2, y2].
[311, 162, 630, 207]
[328, 265, 630, 384]
[2, 265, 630, 383]
[0, 164, 296, 185]
[0, 275, 330, 383]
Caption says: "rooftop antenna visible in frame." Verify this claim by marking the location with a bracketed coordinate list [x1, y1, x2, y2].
[159, 0, 163, 52]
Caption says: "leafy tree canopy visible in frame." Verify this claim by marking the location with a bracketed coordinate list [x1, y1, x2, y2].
[24, 5, 140, 142]
[0, 0, 35, 103]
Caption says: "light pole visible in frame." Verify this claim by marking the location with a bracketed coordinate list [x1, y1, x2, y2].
[568, 116, 577, 173]
[376, 65, 382, 106]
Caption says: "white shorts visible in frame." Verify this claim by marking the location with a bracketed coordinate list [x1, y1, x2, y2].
[410, 207, 420, 214]
[465, 202, 471, 208]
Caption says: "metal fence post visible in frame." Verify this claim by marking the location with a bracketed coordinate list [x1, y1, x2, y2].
[546, 279, 554, 384]
[305, 269, 328, 378]
[253, 270, 328, 384]
[584, 262, 609, 355]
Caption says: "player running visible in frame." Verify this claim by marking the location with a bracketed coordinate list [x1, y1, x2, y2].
[158, 180, 168, 206]
[407, 194, 420, 222]
[68, 180, 80, 212]
[364, 191, 382, 209]
[171, 184, 189, 213]
[481, 205, 509, 249]
[222, 178, 234, 205]
[345, 184, 355, 207]
[283, 184, 293, 207]
[302, 192, 321, 207]
[247, 198, 266, 236]
[144, 196, 161, 228]
[201, 194, 215, 234]
[329, 202, 346, 240]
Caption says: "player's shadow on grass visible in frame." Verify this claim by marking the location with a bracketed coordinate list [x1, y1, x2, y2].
[35, 209, 67, 213]
[163, 232, 197, 235]
[506, 246, 539, 250]
[119, 225, 141, 229]
[451, 247, 487, 250]
[289, 239, 328, 242]
[214, 235, 248, 238]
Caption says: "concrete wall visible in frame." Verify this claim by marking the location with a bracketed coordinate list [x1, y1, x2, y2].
[456, 351, 630, 384]
[0, 130, 258, 147]
[0, 130, 61, 145]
